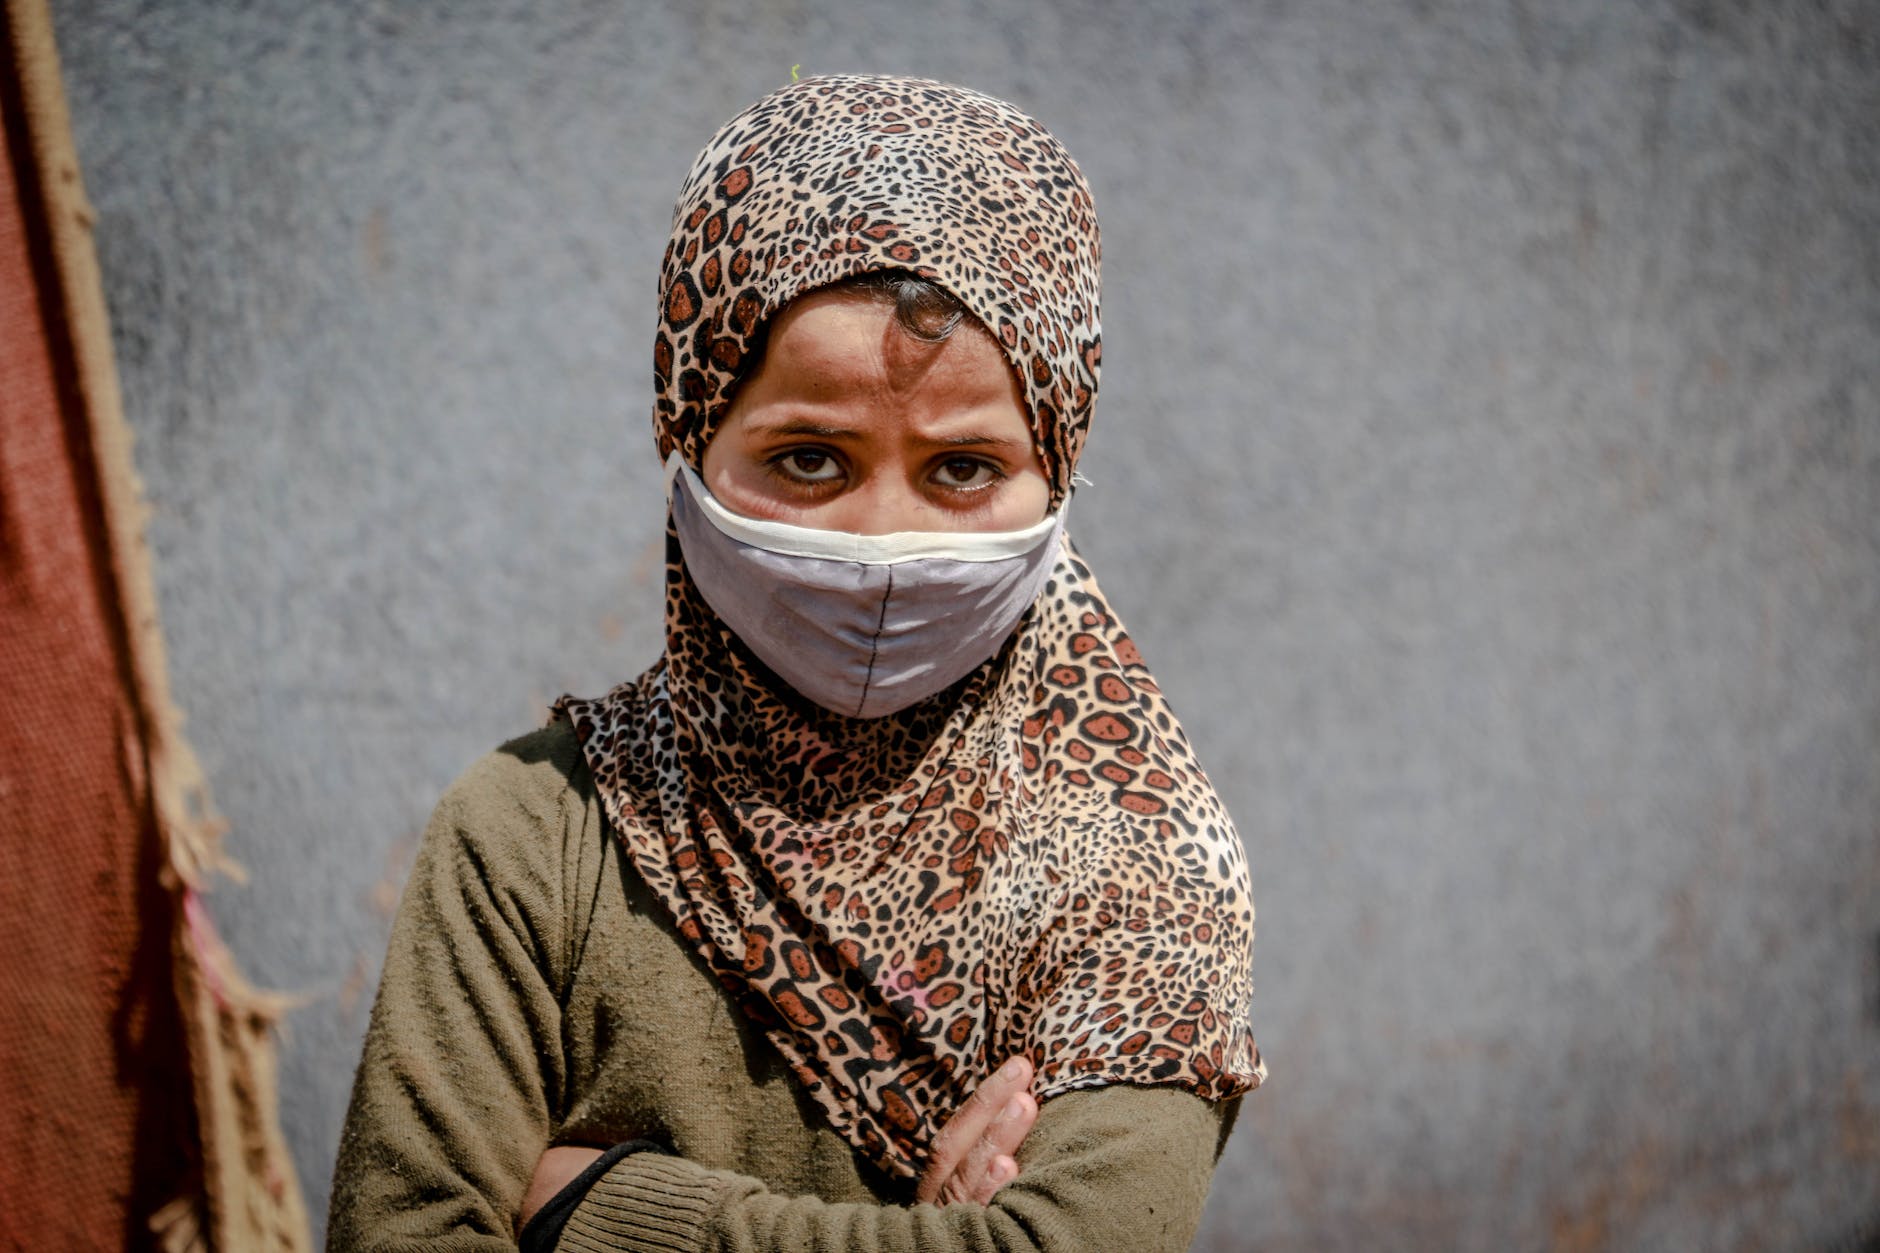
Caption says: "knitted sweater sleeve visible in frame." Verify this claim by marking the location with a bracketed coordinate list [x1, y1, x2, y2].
[556, 1084, 1237, 1253]
[328, 734, 582, 1251]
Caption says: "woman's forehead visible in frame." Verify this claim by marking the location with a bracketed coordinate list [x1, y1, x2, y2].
[727, 290, 1029, 437]
[761, 288, 1006, 385]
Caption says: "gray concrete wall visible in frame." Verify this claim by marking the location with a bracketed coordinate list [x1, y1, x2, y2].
[50, 1, 1878, 1248]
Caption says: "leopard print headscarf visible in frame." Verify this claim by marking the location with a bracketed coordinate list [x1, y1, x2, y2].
[557, 74, 1262, 1181]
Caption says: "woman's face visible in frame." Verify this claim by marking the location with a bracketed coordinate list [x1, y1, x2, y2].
[700, 287, 1050, 535]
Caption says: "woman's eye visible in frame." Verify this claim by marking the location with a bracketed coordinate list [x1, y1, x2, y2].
[775, 450, 842, 484]
[933, 457, 999, 490]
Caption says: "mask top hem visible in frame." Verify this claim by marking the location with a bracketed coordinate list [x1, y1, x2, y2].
[666, 452, 1063, 565]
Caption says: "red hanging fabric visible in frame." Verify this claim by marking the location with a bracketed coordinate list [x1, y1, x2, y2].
[0, 2, 308, 1247]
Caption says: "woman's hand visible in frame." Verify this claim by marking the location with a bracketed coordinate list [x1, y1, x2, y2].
[518, 1144, 605, 1231]
[517, 1056, 1036, 1228]
[915, 1055, 1038, 1206]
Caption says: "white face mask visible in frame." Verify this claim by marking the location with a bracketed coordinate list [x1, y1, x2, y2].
[666, 454, 1064, 719]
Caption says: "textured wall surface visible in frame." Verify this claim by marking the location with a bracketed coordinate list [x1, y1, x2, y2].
[50, 1, 1878, 1248]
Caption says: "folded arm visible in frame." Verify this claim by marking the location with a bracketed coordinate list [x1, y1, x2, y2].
[549, 1082, 1233, 1253]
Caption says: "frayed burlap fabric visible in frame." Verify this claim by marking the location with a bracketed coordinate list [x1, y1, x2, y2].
[0, 2, 309, 1248]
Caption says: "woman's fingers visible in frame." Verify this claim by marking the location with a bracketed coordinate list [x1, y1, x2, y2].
[958, 1088, 1037, 1205]
[916, 1055, 1036, 1206]
[923, 1055, 1030, 1190]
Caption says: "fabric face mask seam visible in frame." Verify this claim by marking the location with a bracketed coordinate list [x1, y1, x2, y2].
[854, 562, 894, 718]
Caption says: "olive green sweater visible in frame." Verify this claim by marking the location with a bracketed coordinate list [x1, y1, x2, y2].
[327, 722, 1240, 1252]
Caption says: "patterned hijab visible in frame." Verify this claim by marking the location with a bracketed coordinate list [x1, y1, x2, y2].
[557, 74, 1262, 1180]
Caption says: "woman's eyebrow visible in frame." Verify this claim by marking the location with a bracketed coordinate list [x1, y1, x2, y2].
[920, 432, 1030, 451]
[745, 419, 860, 440]
[741, 420, 1027, 452]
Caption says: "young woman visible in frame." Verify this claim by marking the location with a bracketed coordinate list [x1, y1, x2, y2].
[329, 74, 1263, 1253]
